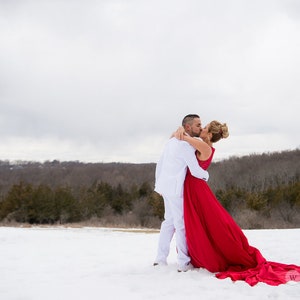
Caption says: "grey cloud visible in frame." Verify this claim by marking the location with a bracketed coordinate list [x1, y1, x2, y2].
[0, 0, 299, 162]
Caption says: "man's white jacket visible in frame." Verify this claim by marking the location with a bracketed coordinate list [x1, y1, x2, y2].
[154, 137, 209, 197]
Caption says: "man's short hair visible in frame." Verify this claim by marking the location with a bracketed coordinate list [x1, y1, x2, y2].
[182, 114, 200, 126]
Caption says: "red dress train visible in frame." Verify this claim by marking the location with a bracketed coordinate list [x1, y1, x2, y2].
[184, 148, 300, 286]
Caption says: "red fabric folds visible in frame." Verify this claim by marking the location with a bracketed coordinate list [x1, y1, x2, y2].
[216, 261, 300, 286]
[184, 148, 300, 286]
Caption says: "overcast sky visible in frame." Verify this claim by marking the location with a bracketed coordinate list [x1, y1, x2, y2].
[0, 0, 299, 164]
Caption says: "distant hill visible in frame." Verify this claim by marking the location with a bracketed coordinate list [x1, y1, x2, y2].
[1, 149, 299, 229]
[207, 149, 299, 192]
[1, 149, 299, 194]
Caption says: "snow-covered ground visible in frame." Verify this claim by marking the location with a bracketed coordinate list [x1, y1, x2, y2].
[0, 226, 299, 300]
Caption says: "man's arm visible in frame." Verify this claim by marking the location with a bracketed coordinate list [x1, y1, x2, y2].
[155, 155, 162, 182]
[181, 142, 209, 181]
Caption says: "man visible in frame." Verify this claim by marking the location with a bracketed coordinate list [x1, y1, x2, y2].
[153, 114, 209, 272]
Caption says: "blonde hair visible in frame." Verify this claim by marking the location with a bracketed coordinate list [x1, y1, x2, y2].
[208, 120, 229, 143]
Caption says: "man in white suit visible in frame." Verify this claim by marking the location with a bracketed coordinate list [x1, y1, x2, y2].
[154, 114, 209, 272]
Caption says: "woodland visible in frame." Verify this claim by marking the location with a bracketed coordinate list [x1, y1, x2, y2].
[0, 149, 299, 229]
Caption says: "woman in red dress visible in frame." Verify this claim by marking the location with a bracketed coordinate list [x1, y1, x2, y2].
[174, 121, 300, 286]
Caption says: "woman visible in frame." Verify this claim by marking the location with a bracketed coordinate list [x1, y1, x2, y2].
[174, 120, 300, 286]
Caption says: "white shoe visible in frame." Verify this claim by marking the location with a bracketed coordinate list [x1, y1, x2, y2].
[177, 263, 193, 272]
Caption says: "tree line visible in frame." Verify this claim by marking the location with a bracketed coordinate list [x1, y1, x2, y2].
[0, 181, 163, 227]
[0, 149, 299, 228]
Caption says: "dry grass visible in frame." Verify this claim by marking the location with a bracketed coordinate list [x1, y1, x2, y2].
[0, 220, 160, 232]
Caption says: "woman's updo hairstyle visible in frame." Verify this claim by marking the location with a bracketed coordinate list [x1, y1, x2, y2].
[208, 120, 229, 143]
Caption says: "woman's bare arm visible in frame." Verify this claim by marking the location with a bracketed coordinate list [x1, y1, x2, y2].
[174, 126, 212, 160]
[182, 135, 212, 160]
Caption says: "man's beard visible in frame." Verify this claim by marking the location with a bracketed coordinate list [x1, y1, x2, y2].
[191, 131, 201, 138]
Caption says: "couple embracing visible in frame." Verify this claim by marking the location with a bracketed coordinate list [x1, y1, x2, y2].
[153, 114, 300, 286]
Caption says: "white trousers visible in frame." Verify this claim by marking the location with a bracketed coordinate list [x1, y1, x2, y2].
[155, 194, 190, 267]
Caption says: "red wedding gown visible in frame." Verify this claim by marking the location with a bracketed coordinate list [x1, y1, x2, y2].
[184, 148, 300, 286]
